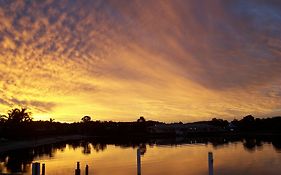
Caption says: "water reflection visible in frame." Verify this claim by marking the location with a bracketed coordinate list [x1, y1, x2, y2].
[0, 136, 280, 174]
[243, 138, 263, 152]
[0, 142, 66, 173]
[271, 138, 281, 152]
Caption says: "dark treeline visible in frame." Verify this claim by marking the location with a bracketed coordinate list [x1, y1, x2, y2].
[210, 115, 281, 133]
[0, 108, 281, 139]
[0, 108, 161, 139]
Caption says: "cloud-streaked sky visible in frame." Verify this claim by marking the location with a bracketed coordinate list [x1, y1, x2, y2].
[0, 0, 281, 122]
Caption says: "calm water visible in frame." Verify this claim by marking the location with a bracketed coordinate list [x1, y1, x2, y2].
[0, 138, 281, 175]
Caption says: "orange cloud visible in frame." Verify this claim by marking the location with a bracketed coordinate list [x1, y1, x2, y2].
[0, 0, 281, 122]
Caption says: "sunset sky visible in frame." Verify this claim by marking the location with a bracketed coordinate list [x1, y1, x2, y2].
[0, 0, 281, 122]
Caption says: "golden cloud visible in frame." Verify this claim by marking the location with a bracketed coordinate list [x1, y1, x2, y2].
[0, 0, 281, 122]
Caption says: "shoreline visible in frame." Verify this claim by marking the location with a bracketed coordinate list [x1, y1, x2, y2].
[1, 132, 280, 153]
[0, 135, 88, 153]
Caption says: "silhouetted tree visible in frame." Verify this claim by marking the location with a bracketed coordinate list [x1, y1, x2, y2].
[239, 115, 256, 131]
[211, 118, 229, 128]
[6, 108, 32, 123]
[231, 119, 239, 126]
[81, 116, 91, 123]
[137, 116, 146, 123]
[241, 115, 255, 123]
[0, 114, 7, 123]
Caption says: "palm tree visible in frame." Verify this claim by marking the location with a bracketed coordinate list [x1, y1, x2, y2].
[7, 108, 32, 123]
[0, 115, 7, 123]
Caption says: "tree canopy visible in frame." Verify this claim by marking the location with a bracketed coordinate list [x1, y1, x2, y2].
[81, 116, 91, 123]
[6, 108, 32, 123]
[137, 116, 146, 123]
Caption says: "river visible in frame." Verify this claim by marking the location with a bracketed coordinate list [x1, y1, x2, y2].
[0, 137, 280, 175]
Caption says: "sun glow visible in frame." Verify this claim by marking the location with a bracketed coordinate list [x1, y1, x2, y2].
[0, 1, 281, 122]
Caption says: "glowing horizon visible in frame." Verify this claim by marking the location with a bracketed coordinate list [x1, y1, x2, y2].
[0, 0, 281, 122]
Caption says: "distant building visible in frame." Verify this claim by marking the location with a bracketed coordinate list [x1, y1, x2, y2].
[148, 123, 224, 136]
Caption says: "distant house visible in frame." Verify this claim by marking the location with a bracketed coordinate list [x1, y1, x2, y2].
[148, 123, 224, 136]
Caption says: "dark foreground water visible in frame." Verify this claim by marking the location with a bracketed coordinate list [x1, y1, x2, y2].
[0, 137, 281, 175]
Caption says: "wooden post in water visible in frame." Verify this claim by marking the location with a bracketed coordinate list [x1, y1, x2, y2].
[137, 148, 141, 175]
[85, 165, 89, 175]
[208, 152, 214, 175]
[75, 162, 81, 175]
[42, 163, 45, 175]
[32, 162, 40, 175]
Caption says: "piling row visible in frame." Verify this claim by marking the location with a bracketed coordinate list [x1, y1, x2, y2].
[74, 162, 90, 175]
[31, 151, 215, 175]
[32, 162, 89, 175]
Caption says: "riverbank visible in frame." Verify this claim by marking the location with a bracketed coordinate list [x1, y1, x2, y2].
[0, 135, 88, 153]
[1, 132, 280, 153]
